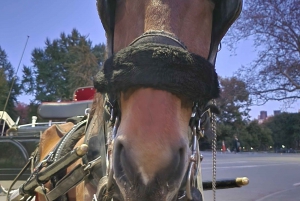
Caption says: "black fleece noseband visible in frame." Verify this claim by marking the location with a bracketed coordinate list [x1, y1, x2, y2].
[94, 32, 219, 103]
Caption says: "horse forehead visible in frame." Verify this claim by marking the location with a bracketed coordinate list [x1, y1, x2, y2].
[115, 0, 214, 14]
[114, 0, 214, 56]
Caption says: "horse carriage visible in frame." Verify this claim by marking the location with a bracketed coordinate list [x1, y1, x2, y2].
[2, 0, 249, 200]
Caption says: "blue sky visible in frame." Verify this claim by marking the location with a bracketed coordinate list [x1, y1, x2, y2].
[0, 1, 299, 119]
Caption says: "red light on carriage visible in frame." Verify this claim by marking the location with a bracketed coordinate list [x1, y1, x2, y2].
[73, 86, 95, 101]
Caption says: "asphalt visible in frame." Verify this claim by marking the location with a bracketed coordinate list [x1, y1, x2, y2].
[202, 152, 300, 201]
[0, 181, 24, 201]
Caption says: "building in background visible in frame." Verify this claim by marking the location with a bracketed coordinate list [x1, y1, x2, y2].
[258, 111, 267, 124]
[273, 110, 281, 116]
[257, 109, 300, 123]
[260, 111, 267, 119]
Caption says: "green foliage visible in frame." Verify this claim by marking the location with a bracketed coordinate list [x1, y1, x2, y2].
[216, 76, 251, 149]
[217, 76, 251, 124]
[0, 46, 20, 119]
[245, 121, 273, 150]
[215, 76, 274, 151]
[21, 29, 106, 103]
[264, 113, 300, 150]
[27, 101, 41, 122]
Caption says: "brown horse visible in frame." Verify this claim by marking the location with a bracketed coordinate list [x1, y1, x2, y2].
[33, 0, 242, 201]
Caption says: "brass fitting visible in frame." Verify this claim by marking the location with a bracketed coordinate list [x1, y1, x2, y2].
[236, 177, 249, 186]
[76, 144, 89, 156]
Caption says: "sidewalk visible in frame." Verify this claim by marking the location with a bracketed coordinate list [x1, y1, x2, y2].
[0, 181, 24, 201]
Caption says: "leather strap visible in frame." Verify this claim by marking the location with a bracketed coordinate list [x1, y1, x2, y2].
[6, 147, 39, 200]
[46, 164, 89, 201]
[84, 114, 107, 181]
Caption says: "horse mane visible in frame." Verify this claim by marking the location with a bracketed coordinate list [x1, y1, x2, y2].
[90, 92, 103, 118]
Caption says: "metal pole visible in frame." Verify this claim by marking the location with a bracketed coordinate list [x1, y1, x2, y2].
[0, 36, 30, 131]
[1, 120, 6, 136]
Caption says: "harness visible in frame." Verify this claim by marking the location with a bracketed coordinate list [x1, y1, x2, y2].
[92, 0, 242, 200]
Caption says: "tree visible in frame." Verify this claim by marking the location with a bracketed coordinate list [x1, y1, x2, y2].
[216, 76, 251, 149]
[66, 38, 106, 90]
[0, 46, 20, 119]
[217, 77, 251, 123]
[264, 112, 300, 150]
[22, 29, 106, 103]
[225, 0, 300, 106]
[15, 102, 29, 124]
[245, 120, 273, 151]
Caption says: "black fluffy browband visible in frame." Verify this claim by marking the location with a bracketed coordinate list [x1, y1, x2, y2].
[94, 43, 219, 103]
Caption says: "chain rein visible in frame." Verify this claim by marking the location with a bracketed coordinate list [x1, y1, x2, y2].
[186, 102, 217, 201]
[211, 99, 217, 201]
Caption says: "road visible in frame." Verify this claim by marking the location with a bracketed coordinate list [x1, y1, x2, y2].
[1, 152, 299, 201]
[202, 152, 300, 201]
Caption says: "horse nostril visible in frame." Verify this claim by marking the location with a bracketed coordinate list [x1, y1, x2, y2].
[179, 147, 185, 161]
[159, 146, 187, 183]
[113, 140, 124, 176]
[113, 139, 136, 182]
[177, 146, 187, 174]
[113, 137, 189, 189]
[174, 147, 185, 172]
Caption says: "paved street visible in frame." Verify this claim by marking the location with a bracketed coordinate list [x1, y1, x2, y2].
[1, 152, 299, 201]
[202, 152, 300, 201]
[0, 181, 24, 201]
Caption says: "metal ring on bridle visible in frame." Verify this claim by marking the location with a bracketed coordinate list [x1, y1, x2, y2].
[186, 126, 200, 200]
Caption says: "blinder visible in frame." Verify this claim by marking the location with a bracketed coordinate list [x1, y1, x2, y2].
[208, 0, 243, 64]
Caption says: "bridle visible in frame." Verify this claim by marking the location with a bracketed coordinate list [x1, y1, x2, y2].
[93, 30, 221, 201]
[93, 0, 243, 200]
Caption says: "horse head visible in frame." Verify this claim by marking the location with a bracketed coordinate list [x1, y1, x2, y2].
[95, 0, 242, 200]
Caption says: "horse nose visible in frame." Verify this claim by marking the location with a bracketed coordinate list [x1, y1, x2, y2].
[113, 137, 188, 187]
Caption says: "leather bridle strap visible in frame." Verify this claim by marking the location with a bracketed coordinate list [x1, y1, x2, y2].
[46, 164, 89, 201]
[82, 113, 108, 188]
[46, 156, 101, 201]
[129, 31, 187, 49]
[6, 147, 39, 201]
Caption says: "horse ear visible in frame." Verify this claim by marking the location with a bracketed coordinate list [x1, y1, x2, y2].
[208, 0, 243, 64]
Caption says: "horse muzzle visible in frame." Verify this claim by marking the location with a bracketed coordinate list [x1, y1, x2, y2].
[111, 134, 190, 201]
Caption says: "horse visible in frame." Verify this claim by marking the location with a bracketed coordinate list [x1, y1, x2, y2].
[29, 1, 242, 201]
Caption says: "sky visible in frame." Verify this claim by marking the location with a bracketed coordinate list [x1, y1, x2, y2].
[0, 1, 299, 120]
